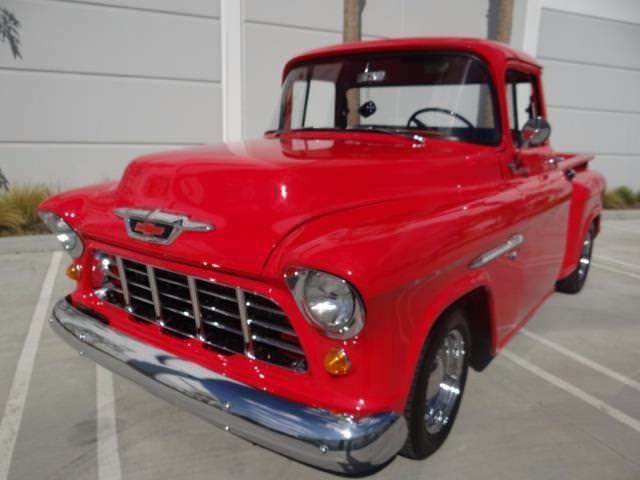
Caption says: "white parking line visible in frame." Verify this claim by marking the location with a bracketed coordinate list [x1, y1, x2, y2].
[520, 329, 640, 393]
[503, 350, 640, 434]
[593, 262, 640, 281]
[97, 366, 122, 480]
[595, 254, 640, 273]
[0, 252, 62, 480]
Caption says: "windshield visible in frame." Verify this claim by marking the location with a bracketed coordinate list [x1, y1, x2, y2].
[271, 53, 500, 145]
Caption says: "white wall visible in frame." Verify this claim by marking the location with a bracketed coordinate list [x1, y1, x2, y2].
[3, 0, 637, 189]
[1, 0, 221, 188]
[514, 0, 640, 188]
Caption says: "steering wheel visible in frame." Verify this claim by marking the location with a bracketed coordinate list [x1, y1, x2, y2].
[407, 107, 475, 130]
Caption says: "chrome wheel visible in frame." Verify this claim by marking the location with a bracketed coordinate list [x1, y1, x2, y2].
[424, 329, 466, 434]
[577, 228, 594, 281]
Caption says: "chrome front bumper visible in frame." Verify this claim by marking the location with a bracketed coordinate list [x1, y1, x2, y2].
[50, 298, 407, 474]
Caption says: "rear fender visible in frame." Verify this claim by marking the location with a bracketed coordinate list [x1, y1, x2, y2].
[560, 169, 605, 279]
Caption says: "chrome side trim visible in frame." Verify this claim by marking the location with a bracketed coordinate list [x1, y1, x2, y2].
[50, 298, 407, 474]
[470, 234, 524, 269]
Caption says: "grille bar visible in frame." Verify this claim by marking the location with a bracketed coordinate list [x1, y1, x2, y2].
[187, 276, 204, 338]
[115, 256, 131, 308]
[147, 265, 162, 319]
[236, 287, 253, 356]
[97, 253, 306, 371]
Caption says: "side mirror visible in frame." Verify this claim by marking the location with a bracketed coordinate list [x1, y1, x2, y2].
[521, 116, 551, 148]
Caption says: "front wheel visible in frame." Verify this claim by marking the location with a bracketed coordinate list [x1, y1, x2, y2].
[401, 310, 470, 459]
[556, 224, 594, 294]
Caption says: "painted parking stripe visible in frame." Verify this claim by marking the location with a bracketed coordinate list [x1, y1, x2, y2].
[595, 254, 640, 273]
[592, 262, 640, 281]
[97, 366, 122, 480]
[520, 329, 640, 393]
[503, 350, 640, 434]
[0, 252, 62, 480]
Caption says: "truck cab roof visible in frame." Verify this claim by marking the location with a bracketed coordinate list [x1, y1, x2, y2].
[284, 37, 540, 78]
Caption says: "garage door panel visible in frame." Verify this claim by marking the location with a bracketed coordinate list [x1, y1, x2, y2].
[592, 155, 640, 189]
[244, 0, 342, 33]
[538, 9, 640, 70]
[0, 71, 221, 143]
[0, 0, 221, 81]
[548, 107, 638, 155]
[0, 144, 188, 188]
[87, 0, 220, 17]
[542, 60, 640, 114]
[402, 0, 488, 37]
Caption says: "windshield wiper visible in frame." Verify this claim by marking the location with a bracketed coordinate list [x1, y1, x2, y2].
[265, 126, 425, 144]
[346, 126, 425, 144]
[265, 127, 341, 135]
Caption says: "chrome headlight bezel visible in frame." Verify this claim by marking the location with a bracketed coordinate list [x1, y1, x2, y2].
[39, 211, 84, 258]
[285, 267, 365, 340]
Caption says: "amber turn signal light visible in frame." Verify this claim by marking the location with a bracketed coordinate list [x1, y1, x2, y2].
[323, 347, 350, 376]
[66, 263, 82, 281]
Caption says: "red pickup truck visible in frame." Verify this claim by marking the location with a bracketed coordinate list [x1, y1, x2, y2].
[41, 38, 605, 474]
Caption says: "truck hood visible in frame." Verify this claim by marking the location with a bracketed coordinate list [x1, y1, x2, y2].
[55, 135, 477, 276]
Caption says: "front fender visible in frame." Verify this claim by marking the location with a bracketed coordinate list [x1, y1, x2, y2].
[262, 197, 497, 412]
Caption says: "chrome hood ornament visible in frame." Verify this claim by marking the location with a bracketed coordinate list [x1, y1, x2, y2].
[114, 208, 214, 245]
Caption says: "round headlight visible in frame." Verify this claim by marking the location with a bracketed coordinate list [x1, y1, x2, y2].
[286, 268, 365, 339]
[39, 211, 84, 258]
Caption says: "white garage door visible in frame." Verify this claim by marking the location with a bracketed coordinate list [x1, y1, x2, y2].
[537, 8, 640, 188]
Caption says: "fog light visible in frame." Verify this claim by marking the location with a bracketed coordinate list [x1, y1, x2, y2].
[66, 263, 82, 281]
[323, 347, 350, 376]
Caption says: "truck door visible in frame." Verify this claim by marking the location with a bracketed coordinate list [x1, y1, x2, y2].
[505, 67, 572, 321]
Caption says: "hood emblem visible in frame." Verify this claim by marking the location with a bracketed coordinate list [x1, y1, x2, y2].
[114, 208, 214, 245]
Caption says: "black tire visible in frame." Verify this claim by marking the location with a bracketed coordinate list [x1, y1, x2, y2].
[556, 224, 595, 294]
[400, 309, 471, 459]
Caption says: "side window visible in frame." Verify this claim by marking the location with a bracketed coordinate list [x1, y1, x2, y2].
[506, 70, 541, 147]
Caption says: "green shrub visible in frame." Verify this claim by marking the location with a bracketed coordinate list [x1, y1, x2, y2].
[614, 186, 637, 207]
[602, 190, 627, 210]
[0, 203, 24, 235]
[0, 185, 53, 236]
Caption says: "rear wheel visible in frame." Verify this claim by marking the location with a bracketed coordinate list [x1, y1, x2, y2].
[556, 224, 594, 294]
[401, 309, 470, 459]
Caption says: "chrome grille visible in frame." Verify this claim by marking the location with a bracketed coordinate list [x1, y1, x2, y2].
[97, 253, 307, 371]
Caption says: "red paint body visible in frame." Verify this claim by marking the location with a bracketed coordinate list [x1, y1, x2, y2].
[40, 38, 605, 417]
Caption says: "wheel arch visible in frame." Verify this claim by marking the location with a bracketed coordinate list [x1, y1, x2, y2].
[445, 286, 495, 371]
[403, 273, 498, 392]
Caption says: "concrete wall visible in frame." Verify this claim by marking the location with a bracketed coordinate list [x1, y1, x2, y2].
[535, 1, 640, 188]
[0, 0, 221, 188]
[8, 0, 637, 190]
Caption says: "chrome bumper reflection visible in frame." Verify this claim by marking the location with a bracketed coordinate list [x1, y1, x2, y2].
[50, 298, 407, 474]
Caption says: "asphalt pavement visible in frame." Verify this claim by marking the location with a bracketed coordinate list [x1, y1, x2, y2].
[0, 216, 638, 480]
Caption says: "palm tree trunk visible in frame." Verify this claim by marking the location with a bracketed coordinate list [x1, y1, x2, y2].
[480, 0, 514, 128]
[343, 0, 364, 126]
[488, 0, 514, 43]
